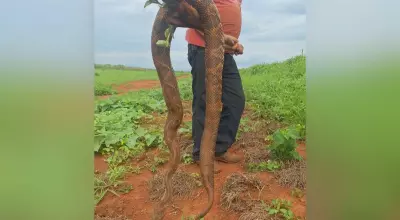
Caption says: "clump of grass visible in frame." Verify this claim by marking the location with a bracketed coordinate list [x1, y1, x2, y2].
[220, 173, 264, 212]
[238, 203, 270, 220]
[95, 83, 117, 96]
[180, 134, 194, 164]
[94, 163, 138, 205]
[146, 155, 168, 173]
[244, 146, 270, 164]
[95, 215, 130, 220]
[240, 198, 304, 220]
[244, 146, 282, 172]
[276, 160, 306, 190]
[148, 170, 202, 201]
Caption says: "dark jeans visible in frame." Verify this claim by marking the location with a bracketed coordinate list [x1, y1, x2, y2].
[187, 44, 245, 161]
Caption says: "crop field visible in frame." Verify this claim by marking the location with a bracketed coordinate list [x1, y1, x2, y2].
[94, 55, 306, 220]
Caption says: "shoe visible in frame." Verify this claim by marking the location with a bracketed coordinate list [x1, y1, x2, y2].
[215, 152, 241, 164]
[194, 161, 221, 174]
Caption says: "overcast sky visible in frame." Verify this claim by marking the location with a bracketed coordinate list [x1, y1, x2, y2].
[95, 0, 305, 70]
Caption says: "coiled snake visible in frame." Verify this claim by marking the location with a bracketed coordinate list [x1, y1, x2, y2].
[145, 0, 224, 219]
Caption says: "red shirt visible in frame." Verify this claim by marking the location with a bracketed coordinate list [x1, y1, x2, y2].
[185, 0, 242, 47]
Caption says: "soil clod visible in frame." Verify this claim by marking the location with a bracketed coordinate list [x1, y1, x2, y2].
[148, 170, 202, 201]
[220, 173, 264, 212]
[244, 146, 270, 165]
[276, 160, 306, 190]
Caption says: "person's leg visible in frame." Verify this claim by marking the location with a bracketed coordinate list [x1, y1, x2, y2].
[214, 53, 246, 163]
[188, 44, 222, 173]
[187, 44, 198, 148]
[187, 44, 206, 162]
[188, 45, 245, 163]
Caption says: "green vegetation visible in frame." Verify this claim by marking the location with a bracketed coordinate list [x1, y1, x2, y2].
[95, 67, 188, 85]
[94, 80, 192, 154]
[241, 55, 306, 127]
[266, 126, 303, 161]
[93, 55, 305, 161]
[94, 165, 135, 205]
[262, 198, 297, 220]
[93, 55, 306, 213]
[95, 83, 117, 96]
[247, 160, 282, 172]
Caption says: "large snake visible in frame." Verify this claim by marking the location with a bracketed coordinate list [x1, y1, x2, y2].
[145, 0, 224, 219]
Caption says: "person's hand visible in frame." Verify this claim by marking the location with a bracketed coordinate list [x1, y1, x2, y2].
[195, 31, 244, 55]
[223, 34, 238, 48]
[224, 43, 244, 55]
[232, 43, 244, 55]
[223, 34, 244, 55]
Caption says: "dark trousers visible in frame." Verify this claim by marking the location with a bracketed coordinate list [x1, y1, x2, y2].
[187, 44, 245, 161]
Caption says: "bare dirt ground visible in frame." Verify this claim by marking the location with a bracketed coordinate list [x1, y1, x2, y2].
[94, 81, 306, 220]
[98, 75, 190, 100]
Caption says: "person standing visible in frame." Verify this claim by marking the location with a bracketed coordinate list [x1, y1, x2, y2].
[186, 0, 245, 171]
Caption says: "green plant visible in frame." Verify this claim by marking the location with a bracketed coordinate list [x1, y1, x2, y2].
[181, 215, 204, 220]
[182, 153, 194, 164]
[241, 55, 305, 127]
[94, 174, 120, 205]
[295, 124, 306, 140]
[153, 156, 167, 166]
[266, 127, 302, 161]
[94, 95, 165, 154]
[178, 121, 192, 135]
[247, 160, 281, 172]
[144, 1, 175, 48]
[117, 183, 134, 194]
[95, 83, 117, 96]
[104, 146, 140, 167]
[94, 164, 133, 204]
[263, 199, 296, 220]
[145, 156, 168, 173]
[291, 188, 304, 198]
[131, 166, 142, 175]
[237, 116, 251, 138]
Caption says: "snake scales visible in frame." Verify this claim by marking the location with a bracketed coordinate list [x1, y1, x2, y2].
[147, 0, 224, 219]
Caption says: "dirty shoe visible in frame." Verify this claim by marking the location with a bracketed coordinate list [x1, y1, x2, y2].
[194, 161, 221, 174]
[215, 152, 241, 164]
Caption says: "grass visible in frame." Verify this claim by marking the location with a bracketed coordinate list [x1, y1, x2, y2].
[95, 83, 117, 96]
[93, 55, 306, 217]
[241, 55, 306, 127]
[95, 68, 188, 85]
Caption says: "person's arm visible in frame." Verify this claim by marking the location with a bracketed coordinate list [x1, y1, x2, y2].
[195, 30, 243, 54]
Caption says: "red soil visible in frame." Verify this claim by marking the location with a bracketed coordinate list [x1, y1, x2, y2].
[95, 77, 306, 219]
[98, 75, 190, 100]
[94, 143, 307, 220]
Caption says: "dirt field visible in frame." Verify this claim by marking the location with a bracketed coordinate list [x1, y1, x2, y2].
[94, 78, 306, 220]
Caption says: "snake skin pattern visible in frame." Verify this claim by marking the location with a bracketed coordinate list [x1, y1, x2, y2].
[150, 0, 224, 219]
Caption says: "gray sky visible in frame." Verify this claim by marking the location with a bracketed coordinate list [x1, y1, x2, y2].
[95, 0, 305, 70]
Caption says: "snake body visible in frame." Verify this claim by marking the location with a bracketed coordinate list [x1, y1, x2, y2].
[149, 0, 224, 219]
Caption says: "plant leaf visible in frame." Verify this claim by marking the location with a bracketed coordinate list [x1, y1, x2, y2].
[156, 40, 170, 48]
[144, 0, 159, 8]
[135, 127, 146, 137]
[126, 135, 139, 148]
[94, 135, 105, 152]
[268, 209, 279, 215]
